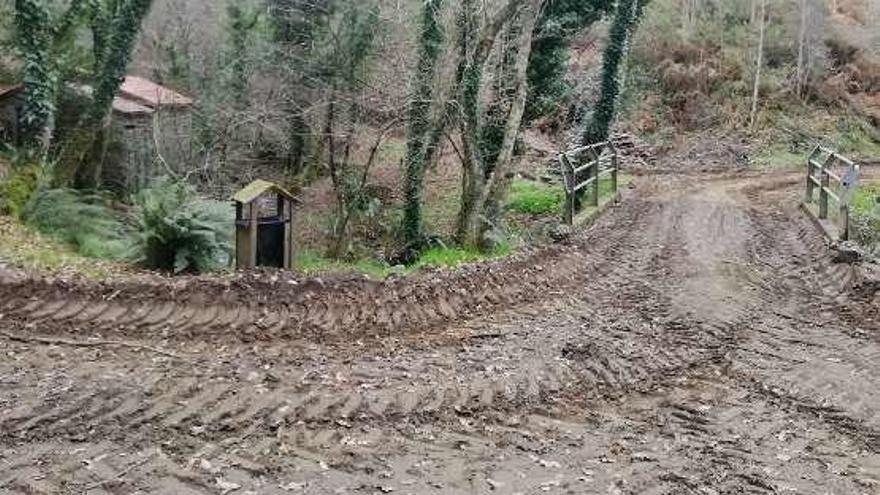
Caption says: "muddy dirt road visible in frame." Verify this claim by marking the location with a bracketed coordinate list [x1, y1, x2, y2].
[1, 172, 879, 494]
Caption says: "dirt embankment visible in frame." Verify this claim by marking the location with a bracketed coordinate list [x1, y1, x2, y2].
[2, 171, 877, 346]
[0, 188, 642, 343]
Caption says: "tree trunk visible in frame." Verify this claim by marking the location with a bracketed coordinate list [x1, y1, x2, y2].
[796, 0, 807, 99]
[582, 0, 641, 146]
[401, 0, 445, 250]
[14, 0, 54, 155]
[749, 0, 766, 130]
[457, 0, 543, 248]
[63, 0, 155, 188]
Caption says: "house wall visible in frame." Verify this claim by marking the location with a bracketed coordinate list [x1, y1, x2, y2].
[103, 109, 193, 194]
[156, 109, 194, 172]
[104, 114, 156, 193]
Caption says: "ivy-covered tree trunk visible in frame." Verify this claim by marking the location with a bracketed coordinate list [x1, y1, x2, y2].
[64, 0, 155, 189]
[525, 0, 614, 124]
[226, 3, 258, 109]
[14, 0, 54, 154]
[400, 0, 444, 251]
[581, 0, 642, 145]
[455, 0, 543, 248]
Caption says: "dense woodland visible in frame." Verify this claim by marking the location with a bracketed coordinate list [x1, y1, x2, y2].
[0, 0, 878, 275]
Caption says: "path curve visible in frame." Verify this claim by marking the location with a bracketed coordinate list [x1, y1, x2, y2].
[1, 171, 879, 494]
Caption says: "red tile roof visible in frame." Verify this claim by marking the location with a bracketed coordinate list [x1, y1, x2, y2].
[118, 76, 193, 109]
[1, 77, 190, 115]
[112, 96, 154, 116]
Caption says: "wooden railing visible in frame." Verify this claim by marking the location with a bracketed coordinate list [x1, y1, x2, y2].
[804, 145, 861, 241]
[559, 141, 619, 225]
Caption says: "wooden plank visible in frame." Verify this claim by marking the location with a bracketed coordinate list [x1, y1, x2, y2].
[573, 177, 597, 193]
[248, 203, 258, 268]
[836, 156, 855, 167]
[573, 161, 597, 175]
[819, 170, 830, 219]
[823, 187, 840, 203]
[610, 148, 618, 196]
[560, 154, 575, 225]
[591, 151, 600, 207]
[284, 200, 294, 270]
[568, 143, 606, 156]
[805, 158, 816, 203]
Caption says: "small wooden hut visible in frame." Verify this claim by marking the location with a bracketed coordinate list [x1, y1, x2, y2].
[233, 180, 298, 270]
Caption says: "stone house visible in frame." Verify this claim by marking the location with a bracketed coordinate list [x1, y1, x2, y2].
[0, 76, 194, 193]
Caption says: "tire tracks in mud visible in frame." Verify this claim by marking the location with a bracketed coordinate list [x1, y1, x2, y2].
[0, 184, 730, 447]
[0, 191, 649, 344]
[2, 172, 880, 494]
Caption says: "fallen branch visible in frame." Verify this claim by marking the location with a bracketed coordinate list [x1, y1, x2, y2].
[0, 330, 183, 359]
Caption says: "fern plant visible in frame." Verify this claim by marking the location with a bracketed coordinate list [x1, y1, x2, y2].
[22, 187, 130, 259]
[128, 178, 232, 273]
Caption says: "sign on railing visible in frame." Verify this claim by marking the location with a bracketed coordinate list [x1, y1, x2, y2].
[804, 145, 861, 241]
[558, 141, 619, 225]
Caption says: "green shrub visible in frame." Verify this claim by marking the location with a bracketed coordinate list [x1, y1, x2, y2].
[506, 179, 563, 215]
[129, 178, 233, 273]
[21, 188, 130, 259]
[851, 182, 880, 253]
[0, 163, 42, 218]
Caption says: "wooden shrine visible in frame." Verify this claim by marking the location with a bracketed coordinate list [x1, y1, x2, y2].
[233, 180, 298, 270]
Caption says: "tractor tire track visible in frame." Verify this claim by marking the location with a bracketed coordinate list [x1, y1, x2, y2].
[1, 171, 879, 494]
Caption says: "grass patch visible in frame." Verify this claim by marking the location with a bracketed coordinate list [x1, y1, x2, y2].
[295, 249, 404, 278]
[413, 242, 512, 269]
[506, 179, 563, 215]
[752, 144, 805, 169]
[507, 175, 633, 216]
[294, 242, 514, 278]
[851, 181, 880, 252]
[0, 216, 124, 278]
[852, 182, 880, 213]
[22, 188, 131, 260]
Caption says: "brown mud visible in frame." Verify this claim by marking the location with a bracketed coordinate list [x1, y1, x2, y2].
[1, 171, 879, 494]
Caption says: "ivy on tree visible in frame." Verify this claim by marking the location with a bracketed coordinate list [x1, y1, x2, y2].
[582, 0, 646, 145]
[401, 0, 444, 251]
[526, 0, 614, 123]
[15, 0, 54, 153]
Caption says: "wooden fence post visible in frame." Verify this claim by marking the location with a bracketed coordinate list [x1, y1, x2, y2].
[805, 148, 818, 203]
[560, 154, 575, 225]
[840, 203, 849, 241]
[591, 150, 600, 207]
[610, 144, 619, 198]
[819, 166, 830, 220]
[248, 202, 259, 268]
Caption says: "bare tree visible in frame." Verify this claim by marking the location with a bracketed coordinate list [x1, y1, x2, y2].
[795, 0, 827, 100]
[749, 0, 766, 130]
